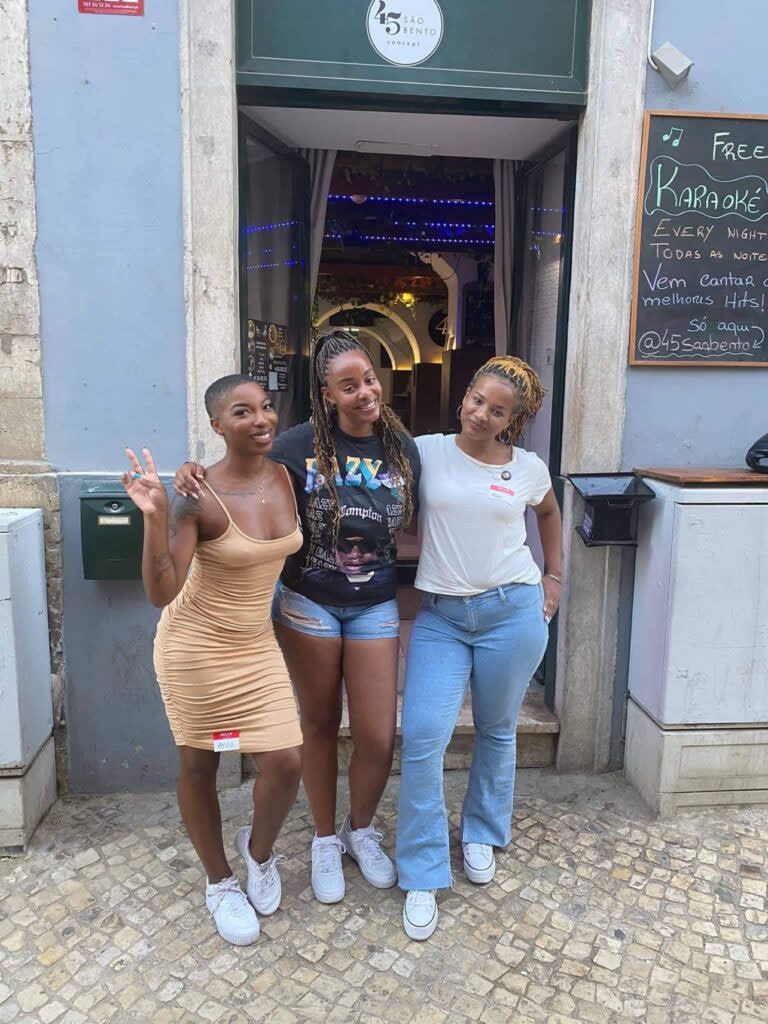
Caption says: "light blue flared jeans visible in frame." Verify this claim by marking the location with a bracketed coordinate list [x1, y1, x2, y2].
[396, 582, 549, 892]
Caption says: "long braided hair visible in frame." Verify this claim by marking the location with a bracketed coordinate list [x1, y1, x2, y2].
[309, 329, 416, 546]
[469, 355, 546, 446]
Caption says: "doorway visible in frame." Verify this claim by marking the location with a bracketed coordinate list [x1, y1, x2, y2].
[317, 152, 496, 434]
[237, 103, 577, 707]
[237, 104, 575, 449]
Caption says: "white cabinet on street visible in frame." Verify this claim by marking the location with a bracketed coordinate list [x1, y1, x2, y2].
[625, 476, 768, 816]
[0, 509, 56, 852]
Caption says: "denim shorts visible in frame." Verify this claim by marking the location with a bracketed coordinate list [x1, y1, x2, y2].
[271, 580, 400, 640]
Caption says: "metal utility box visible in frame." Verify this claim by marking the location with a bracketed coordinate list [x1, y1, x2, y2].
[0, 509, 53, 768]
[80, 480, 143, 580]
[629, 481, 768, 727]
[0, 509, 56, 852]
[625, 473, 768, 816]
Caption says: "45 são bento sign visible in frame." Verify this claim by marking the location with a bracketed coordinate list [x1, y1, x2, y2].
[366, 0, 444, 66]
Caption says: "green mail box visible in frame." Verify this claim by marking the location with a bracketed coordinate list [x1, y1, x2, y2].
[80, 480, 144, 580]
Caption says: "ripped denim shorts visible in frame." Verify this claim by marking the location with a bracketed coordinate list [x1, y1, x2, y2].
[271, 580, 400, 640]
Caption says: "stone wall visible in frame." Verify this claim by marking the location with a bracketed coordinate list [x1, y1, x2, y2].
[0, 1, 44, 463]
[0, 3, 65, 785]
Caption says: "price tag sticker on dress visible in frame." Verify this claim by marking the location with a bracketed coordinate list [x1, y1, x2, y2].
[212, 730, 241, 752]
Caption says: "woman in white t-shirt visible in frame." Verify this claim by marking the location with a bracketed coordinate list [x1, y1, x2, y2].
[397, 356, 563, 941]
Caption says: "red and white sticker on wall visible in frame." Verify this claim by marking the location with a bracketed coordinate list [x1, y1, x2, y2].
[78, 1, 144, 15]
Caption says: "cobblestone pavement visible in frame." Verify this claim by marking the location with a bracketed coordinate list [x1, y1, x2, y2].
[2, 771, 768, 1024]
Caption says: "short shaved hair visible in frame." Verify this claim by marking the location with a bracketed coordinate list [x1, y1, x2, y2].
[204, 374, 256, 417]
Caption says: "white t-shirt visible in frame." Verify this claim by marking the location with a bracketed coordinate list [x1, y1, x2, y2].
[414, 433, 552, 596]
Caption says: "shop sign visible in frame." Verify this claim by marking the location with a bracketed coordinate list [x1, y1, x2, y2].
[366, 0, 443, 67]
[247, 319, 290, 392]
[238, 0, 589, 107]
[78, 1, 144, 15]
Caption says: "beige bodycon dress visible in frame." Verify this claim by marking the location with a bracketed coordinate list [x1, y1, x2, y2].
[153, 482, 303, 752]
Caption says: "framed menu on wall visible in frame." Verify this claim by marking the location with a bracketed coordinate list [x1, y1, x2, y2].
[630, 111, 768, 367]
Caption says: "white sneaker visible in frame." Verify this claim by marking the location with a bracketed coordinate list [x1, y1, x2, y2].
[403, 890, 438, 941]
[205, 875, 260, 946]
[338, 816, 397, 889]
[234, 826, 284, 915]
[462, 841, 496, 884]
[311, 834, 346, 904]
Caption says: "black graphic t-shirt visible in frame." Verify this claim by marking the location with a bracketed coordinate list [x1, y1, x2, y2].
[269, 421, 420, 607]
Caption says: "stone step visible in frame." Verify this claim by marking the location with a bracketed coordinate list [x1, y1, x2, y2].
[338, 684, 559, 772]
[238, 686, 559, 785]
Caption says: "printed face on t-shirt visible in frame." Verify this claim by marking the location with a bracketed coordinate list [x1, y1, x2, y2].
[270, 418, 420, 605]
[301, 449, 405, 580]
[335, 534, 376, 573]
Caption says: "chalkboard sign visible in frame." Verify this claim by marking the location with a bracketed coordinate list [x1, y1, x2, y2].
[630, 112, 768, 367]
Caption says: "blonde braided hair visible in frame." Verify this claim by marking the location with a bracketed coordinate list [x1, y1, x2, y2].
[469, 355, 546, 446]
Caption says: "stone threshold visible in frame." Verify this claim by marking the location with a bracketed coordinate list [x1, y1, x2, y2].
[339, 684, 560, 737]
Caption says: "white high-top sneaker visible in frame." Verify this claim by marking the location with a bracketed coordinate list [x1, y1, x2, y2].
[205, 875, 260, 946]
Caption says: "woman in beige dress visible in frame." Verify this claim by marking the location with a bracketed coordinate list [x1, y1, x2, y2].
[122, 375, 302, 946]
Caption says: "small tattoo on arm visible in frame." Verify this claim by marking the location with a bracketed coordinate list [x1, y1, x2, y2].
[170, 494, 201, 523]
[152, 551, 172, 584]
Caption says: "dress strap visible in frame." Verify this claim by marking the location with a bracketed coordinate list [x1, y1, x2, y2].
[202, 480, 234, 524]
[278, 463, 300, 523]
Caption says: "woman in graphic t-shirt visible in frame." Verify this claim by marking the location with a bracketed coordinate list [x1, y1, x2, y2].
[397, 355, 563, 941]
[174, 330, 420, 905]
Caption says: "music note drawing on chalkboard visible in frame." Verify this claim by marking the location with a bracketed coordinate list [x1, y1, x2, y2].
[662, 126, 684, 147]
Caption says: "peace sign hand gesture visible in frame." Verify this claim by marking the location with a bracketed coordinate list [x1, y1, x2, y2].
[122, 448, 169, 518]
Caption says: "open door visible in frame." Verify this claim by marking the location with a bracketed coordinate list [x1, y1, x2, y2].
[512, 127, 578, 709]
[238, 111, 311, 429]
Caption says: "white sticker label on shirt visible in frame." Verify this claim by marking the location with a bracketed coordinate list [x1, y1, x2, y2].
[213, 730, 240, 752]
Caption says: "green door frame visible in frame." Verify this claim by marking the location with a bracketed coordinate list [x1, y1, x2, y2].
[237, 84, 582, 122]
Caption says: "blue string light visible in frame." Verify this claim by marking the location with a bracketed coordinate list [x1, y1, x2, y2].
[328, 194, 493, 208]
[393, 220, 495, 231]
[245, 220, 300, 233]
[529, 207, 567, 213]
[246, 258, 302, 270]
[324, 232, 493, 246]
